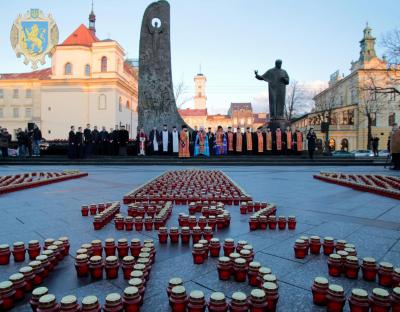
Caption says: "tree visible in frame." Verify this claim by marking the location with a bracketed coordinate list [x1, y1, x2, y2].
[316, 91, 337, 153]
[174, 79, 193, 109]
[285, 80, 303, 121]
[381, 28, 400, 65]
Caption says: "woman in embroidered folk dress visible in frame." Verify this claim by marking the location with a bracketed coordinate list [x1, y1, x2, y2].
[194, 127, 210, 157]
[179, 125, 191, 158]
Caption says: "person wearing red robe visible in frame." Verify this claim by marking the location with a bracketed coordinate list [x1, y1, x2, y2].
[284, 126, 293, 155]
[293, 128, 303, 155]
[179, 125, 191, 158]
[273, 127, 283, 155]
[243, 127, 255, 155]
[265, 128, 273, 155]
[234, 127, 243, 155]
[226, 126, 235, 155]
[256, 128, 265, 155]
[137, 128, 148, 156]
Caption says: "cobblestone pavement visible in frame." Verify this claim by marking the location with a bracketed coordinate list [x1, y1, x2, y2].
[0, 165, 399, 311]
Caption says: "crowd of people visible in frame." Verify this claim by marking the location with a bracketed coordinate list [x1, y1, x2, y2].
[0, 124, 42, 158]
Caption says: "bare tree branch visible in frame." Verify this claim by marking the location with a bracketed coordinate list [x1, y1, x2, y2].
[174, 79, 193, 109]
[381, 28, 400, 65]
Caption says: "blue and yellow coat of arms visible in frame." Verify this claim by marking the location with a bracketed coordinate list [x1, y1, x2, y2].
[10, 9, 59, 69]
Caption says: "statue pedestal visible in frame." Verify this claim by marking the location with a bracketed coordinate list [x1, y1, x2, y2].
[267, 118, 290, 132]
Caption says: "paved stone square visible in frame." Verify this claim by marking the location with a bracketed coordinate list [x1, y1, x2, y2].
[0, 165, 399, 311]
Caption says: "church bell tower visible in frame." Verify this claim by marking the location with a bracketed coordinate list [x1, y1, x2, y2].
[194, 69, 207, 110]
[89, 0, 96, 34]
[358, 23, 376, 64]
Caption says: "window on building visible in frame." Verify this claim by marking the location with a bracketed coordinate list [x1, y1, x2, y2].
[25, 108, 32, 118]
[98, 94, 107, 110]
[13, 107, 19, 118]
[389, 92, 396, 101]
[101, 56, 108, 72]
[119, 97, 122, 112]
[0, 89, 4, 99]
[26, 89, 32, 98]
[370, 113, 376, 127]
[126, 100, 130, 109]
[65, 63, 72, 75]
[0, 108, 3, 118]
[13, 89, 19, 98]
[348, 110, 354, 125]
[85, 64, 91, 76]
[389, 112, 396, 126]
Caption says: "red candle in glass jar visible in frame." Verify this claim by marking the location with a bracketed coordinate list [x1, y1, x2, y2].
[104, 238, 116, 257]
[91, 240, 102, 257]
[167, 277, 183, 298]
[294, 239, 308, 259]
[169, 286, 188, 312]
[249, 216, 259, 231]
[393, 268, 400, 288]
[128, 278, 145, 306]
[158, 227, 168, 244]
[326, 284, 345, 312]
[30, 287, 48, 312]
[192, 244, 205, 265]
[258, 216, 268, 230]
[217, 257, 231, 280]
[187, 290, 206, 312]
[134, 217, 143, 231]
[223, 238, 235, 257]
[216, 215, 225, 230]
[75, 254, 89, 277]
[323, 237, 335, 255]
[36, 293, 60, 312]
[198, 240, 209, 260]
[117, 239, 129, 259]
[60, 295, 80, 312]
[328, 254, 342, 277]
[192, 227, 203, 244]
[263, 282, 279, 312]
[12, 242, 26, 262]
[103, 293, 123, 312]
[233, 258, 248, 282]
[378, 262, 393, 287]
[28, 240, 41, 260]
[247, 201, 254, 213]
[29, 261, 44, 285]
[209, 238, 221, 257]
[335, 240, 347, 252]
[125, 216, 134, 231]
[348, 288, 369, 312]
[369, 288, 391, 312]
[309, 236, 321, 254]
[105, 256, 119, 279]
[169, 227, 180, 244]
[89, 204, 97, 215]
[391, 287, 400, 312]
[229, 291, 248, 312]
[122, 286, 141, 312]
[361, 257, 377, 281]
[208, 292, 228, 312]
[144, 217, 153, 231]
[188, 216, 197, 229]
[89, 256, 103, 280]
[93, 216, 103, 231]
[122, 256, 135, 280]
[130, 239, 142, 257]
[344, 256, 359, 279]
[114, 215, 125, 231]
[81, 295, 101, 312]
[180, 227, 191, 244]
[311, 276, 329, 306]
[0, 244, 11, 265]
[36, 255, 50, 278]
[257, 267, 272, 287]
[278, 216, 286, 230]
[249, 289, 268, 312]
[240, 203, 247, 214]
[235, 241, 247, 253]
[287, 215, 296, 230]
[268, 215, 277, 230]
[247, 261, 261, 286]
[207, 216, 217, 231]
[202, 226, 213, 242]
[19, 266, 35, 292]
[81, 205, 89, 216]
[8, 273, 25, 301]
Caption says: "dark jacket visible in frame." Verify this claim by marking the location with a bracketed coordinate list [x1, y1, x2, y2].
[307, 132, 317, 150]
[68, 131, 75, 145]
[83, 128, 91, 144]
[75, 132, 83, 145]
[99, 130, 109, 142]
[33, 128, 42, 141]
[118, 129, 129, 147]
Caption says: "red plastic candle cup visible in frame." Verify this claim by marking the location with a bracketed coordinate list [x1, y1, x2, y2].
[249, 289, 268, 312]
[323, 237, 335, 255]
[103, 293, 123, 312]
[233, 258, 248, 282]
[188, 216, 197, 230]
[144, 217, 153, 231]
[249, 216, 259, 231]
[216, 214, 225, 230]
[344, 256, 360, 279]
[167, 277, 183, 298]
[191, 226, 202, 244]
[0, 244, 11, 265]
[239, 249, 252, 265]
[235, 240, 248, 253]
[93, 216, 103, 231]
[223, 238, 235, 257]
[122, 286, 141, 312]
[311, 276, 329, 306]
[53, 241, 65, 261]
[58, 237, 70, 256]
[189, 203, 197, 215]
[134, 217, 143, 231]
[44, 238, 55, 250]
[105, 256, 119, 280]
[192, 244, 205, 265]
[12, 242, 26, 262]
[287, 215, 296, 230]
[328, 254, 343, 277]
[257, 267, 272, 288]
[263, 282, 279, 312]
[120, 255, 135, 279]
[309, 236, 321, 254]
[104, 238, 116, 257]
[75, 254, 89, 277]
[361, 257, 377, 281]
[117, 239, 129, 259]
[19, 266, 35, 292]
[36, 293, 60, 312]
[335, 240, 347, 252]
[202, 226, 213, 242]
[29, 261, 44, 285]
[130, 239, 142, 257]
[179, 227, 190, 244]
[35, 255, 50, 278]
[208, 292, 228, 312]
[89, 204, 97, 215]
[278, 216, 287, 230]
[158, 227, 168, 244]
[369, 288, 391, 312]
[81, 243, 92, 258]
[240, 203, 247, 215]
[258, 216, 268, 230]
[128, 278, 145, 306]
[130, 271, 144, 286]
[30, 287, 48, 312]
[28, 240, 41, 260]
[114, 215, 125, 231]
[81, 295, 101, 312]
[391, 287, 400, 311]
[198, 240, 209, 260]
[91, 240, 102, 257]
[41, 250, 55, 272]
[169, 286, 188, 312]
[247, 201, 254, 213]
[89, 256, 103, 280]
[393, 268, 400, 288]
[294, 239, 308, 259]
[229, 291, 248, 312]
[125, 216, 134, 231]
[217, 257, 231, 280]
[8, 273, 25, 301]
[81, 205, 89, 216]
[348, 288, 369, 312]
[378, 262, 393, 287]
[268, 215, 277, 230]
[207, 216, 217, 231]
[326, 284, 345, 312]
[209, 238, 221, 257]
[60, 295, 80, 312]
[169, 227, 180, 244]
[187, 290, 206, 312]
[98, 203, 106, 213]
[248, 261, 261, 286]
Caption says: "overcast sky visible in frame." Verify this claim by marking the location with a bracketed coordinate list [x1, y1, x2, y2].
[0, 0, 398, 113]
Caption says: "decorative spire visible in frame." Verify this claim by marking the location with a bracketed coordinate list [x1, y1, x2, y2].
[89, 0, 96, 34]
[359, 23, 376, 63]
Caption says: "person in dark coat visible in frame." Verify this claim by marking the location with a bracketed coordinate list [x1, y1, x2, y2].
[191, 126, 198, 156]
[149, 127, 161, 155]
[372, 137, 379, 157]
[207, 127, 215, 156]
[83, 124, 92, 158]
[307, 128, 317, 159]
[118, 125, 130, 156]
[16, 128, 26, 157]
[24, 129, 32, 157]
[75, 127, 84, 159]
[32, 124, 42, 156]
[68, 126, 76, 159]
[111, 127, 120, 156]
[99, 126, 109, 155]
[92, 126, 99, 155]
[0, 128, 10, 158]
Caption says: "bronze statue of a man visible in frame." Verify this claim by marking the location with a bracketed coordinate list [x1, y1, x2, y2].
[255, 60, 289, 119]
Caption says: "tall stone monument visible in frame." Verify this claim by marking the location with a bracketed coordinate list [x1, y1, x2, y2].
[138, 0, 188, 134]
